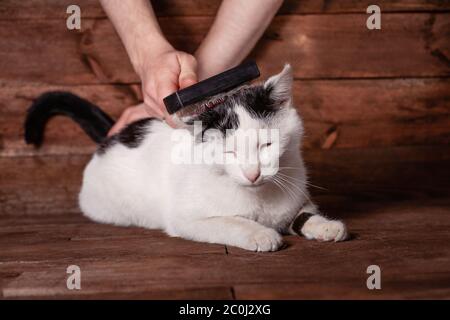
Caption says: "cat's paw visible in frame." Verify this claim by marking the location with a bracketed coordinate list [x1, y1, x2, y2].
[241, 228, 283, 252]
[302, 217, 348, 242]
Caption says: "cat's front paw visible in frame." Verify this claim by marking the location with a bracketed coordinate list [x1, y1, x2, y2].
[241, 228, 283, 252]
[302, 217, 348, 242]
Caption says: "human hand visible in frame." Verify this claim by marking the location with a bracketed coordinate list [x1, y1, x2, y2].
[108, 49, 198, 136]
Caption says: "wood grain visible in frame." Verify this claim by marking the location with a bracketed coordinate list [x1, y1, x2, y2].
[0, 224, 225, 263]
[0, 155, 87, 216]
[0, 83, 138, 157]
[1, 256, 233, 298]
[4, 286, 234, 300]
[1, 14, 448, 85]
[1, 78, 448, 157]
[1, 200, 449, 299]
[1, 0, 449, 301]
[1, 0, 448, 19]
[1, 146, 449, 216]
[298, 78, 450, 149]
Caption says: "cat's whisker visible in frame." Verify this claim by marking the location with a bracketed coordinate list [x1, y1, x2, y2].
[277, 171, 328, 191]
[274, 176, 298, 202]
[304, 182, 328, 191]
[271, 178, 290, 200]
[276, 174, 313, 204]
[272, 176, 296, 201]
[281, 175, 327, 191]
[271, 178, 288, 199]
[278, 173, 316, 191]
[277, 172, 304, 183]
[275, 179, 295, 202]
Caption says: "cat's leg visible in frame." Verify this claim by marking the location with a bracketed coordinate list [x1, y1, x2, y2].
[168, 216, 283, 252]
[288, 202, 348, 242]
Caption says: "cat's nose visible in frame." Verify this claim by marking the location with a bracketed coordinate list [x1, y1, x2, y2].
[244, 168, 261, 183]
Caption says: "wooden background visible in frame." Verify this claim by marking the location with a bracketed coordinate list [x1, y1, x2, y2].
[1, 0, 449, 214]
[0, 1, 449, 299]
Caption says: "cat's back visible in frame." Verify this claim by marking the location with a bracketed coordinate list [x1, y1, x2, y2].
[79, 119, 172, 226]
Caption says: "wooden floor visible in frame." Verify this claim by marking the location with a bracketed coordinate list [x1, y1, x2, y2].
[0, 0, 449, 300]
[1, 146, 449, 299]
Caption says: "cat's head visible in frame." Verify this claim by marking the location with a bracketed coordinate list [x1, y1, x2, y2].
[187, 64, 303, 187]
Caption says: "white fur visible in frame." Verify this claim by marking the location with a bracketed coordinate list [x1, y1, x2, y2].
[79, 65, 347, 251]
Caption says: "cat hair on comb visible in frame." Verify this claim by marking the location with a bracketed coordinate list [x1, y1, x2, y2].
[163, 61, 260, 117]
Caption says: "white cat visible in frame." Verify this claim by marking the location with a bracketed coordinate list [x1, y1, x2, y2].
[25, 64, 347, 251]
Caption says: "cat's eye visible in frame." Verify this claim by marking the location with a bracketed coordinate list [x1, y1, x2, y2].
[260, 142, 272, 149]
[225, 150, 236, 155]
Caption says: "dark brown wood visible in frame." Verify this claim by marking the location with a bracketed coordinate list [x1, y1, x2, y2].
[1, 14, 449, 85]
[1, 79, 449, 157]
[5, 287, 234, 300]
[0, 0, 449, 301]
[1, 0, 448, 20]
[1, 255, 233, 298]
[0, 155, 88, 216]
[0, 84, 137, 157]
[1, 198, 449, 299]
[298, 78, 450, 149]
[256, 13, 450, 79]
[0, 220, 225, 263]
[1, 146, 449, 216]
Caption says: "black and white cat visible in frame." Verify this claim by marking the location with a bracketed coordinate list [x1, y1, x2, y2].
[25, 65, 347, 251]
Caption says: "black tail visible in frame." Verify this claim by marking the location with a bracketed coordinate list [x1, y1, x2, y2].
[24, 91, 115, 146]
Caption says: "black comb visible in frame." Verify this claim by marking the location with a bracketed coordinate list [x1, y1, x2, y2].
[163, 61, 260, 115]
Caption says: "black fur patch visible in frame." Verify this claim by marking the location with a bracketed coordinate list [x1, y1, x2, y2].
[118, 118, 154, 147]
[190, 104, 240, 137]
[292, 212, 314, 236]
[236, 85, 279, 119]
[97, 136, 117, 155]
[187, 84, 279, 140]
[24, 91, 115, 146]
[97, 118, 155, 155]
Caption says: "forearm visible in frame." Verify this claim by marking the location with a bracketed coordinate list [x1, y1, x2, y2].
[195, 0, 283, 79]
[99, 0, 173, 74]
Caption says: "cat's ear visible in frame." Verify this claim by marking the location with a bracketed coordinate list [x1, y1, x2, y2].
[264, 63, 293, 105]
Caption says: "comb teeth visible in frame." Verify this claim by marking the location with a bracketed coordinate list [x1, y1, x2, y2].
[200, 96, 228, 110]
[164, 61, 260, 115]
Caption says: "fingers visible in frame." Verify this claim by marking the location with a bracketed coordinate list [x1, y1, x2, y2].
[127, 104, 152, 123]
[137, 50, 199, 129]
[156, 81, 178, 116]
[108, 108, 131, 137]
[107, 104, 155, 137]
[148, 70, 178, 119]
[178, 53, 198, 89]
[143, 94, 165, 118]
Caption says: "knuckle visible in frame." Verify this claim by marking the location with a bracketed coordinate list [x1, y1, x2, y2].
[187, 55, 197, 67]
[123, 108, 132, 116]
[143, 82, 154, 94]
[180, 52, 196, 64]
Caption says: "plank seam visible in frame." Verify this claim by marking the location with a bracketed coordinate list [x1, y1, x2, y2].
[0, 10, 449, 21]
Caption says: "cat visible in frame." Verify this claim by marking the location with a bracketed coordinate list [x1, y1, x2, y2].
[25, 64, 348, 252]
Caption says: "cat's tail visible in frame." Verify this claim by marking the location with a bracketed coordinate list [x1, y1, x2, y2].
[24, 91, 115, 146]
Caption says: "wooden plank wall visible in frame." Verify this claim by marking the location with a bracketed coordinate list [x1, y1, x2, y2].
[0, 0, 449, 215]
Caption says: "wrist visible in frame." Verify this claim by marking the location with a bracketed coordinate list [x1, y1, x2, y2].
[131, 34, 174, 76]
[195, 50, 231, 80]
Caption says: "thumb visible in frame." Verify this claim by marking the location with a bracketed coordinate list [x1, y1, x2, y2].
[155, 74, 178, 112]
[178, 54, 198, 89]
